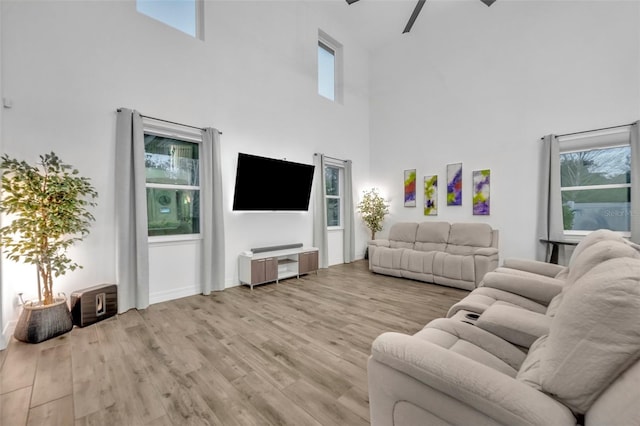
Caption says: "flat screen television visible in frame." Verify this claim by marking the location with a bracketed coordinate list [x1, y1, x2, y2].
[232, 153, 315, 211]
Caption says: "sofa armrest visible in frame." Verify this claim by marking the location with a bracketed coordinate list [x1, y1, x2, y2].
[370, 332, 575, 426]
[479, 271, 564, 305]
[476, 304, 552, 348]
[473, 248, 499, 286]
[369, 239, 390, 248]
[503, 258, 566, 278]
[475, 247, 499, 257]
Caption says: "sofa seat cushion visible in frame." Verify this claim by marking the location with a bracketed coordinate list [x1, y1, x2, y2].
[433, 252, 475, 286]
[370, 247, 405, 277]
[415, 318, 526, 377]
[401, 250, 436, 274]
[447, 287, 548, 318]
[400, 250, 437, 283]
[414, 221, 450, 253]
[516, 257, 640, 414]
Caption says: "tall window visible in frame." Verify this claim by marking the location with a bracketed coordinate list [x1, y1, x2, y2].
[318, 41, 335, 101]
[560, 131, 631, 236]
[318, 31, 342, 103]
[144, 133, 201, 237]
[137, 0, 203, 39]
[325, 165, 343, 228]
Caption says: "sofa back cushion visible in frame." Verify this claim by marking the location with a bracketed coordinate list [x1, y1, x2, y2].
[567, 229, 625, 267]
[388, 222, 419, 249]
[546, 239, 640, 317]
[445, 223, 494, 255]
[565, 239, 640, 286]
[517, 257, 640, 414]
[414, 222, 450, 252]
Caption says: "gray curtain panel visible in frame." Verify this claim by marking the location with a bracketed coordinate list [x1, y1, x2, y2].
[343, 160, 356, 263]
[631, 121, 640, 243]
[537, 134, 563, 261]
[115, 108, 150, 312]
[313, 154, 329, 268]
[201, 128, 225, 293]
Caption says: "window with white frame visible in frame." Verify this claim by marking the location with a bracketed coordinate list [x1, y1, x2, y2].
[318, 41, 335, 101]
[560, 128, 631, 236]
[325, 164, 343, 228]
[318, 31, 343, 103]
[144, 132, 201, 238]
[137, 0, 203, 39]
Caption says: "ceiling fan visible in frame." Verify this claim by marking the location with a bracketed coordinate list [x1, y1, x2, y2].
[346, 0, 497, 33]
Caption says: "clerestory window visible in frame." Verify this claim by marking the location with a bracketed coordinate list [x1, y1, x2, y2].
[137, 0, 203, 39]
[318, 30, 343, 103]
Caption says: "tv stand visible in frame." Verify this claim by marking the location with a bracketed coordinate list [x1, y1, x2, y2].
[238, 246, 319, 289]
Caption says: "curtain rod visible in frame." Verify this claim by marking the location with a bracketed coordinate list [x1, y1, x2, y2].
[314, 153, 349, 163]
[117, 108, 223, 134]
[542, 122, 634, 140]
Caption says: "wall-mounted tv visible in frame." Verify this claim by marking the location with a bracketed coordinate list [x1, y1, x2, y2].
[232, 153, 315, 211]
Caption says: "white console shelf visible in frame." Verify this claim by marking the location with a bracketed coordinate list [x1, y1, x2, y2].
[238, 246, 319, 289]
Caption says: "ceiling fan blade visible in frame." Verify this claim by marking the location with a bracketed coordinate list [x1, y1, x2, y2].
[403, 0, 427, 34]
[480, 0, 497, 6]
[346, 0, 360, 4]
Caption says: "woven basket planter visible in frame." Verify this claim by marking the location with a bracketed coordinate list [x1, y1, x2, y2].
[14, 296, 73, 343]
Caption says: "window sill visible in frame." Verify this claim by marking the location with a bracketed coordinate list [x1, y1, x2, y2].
[149, 234, 203, 246]
[563, 230, 631, 238]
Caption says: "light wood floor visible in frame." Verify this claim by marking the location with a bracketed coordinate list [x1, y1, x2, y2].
[0, 260, 468, 426]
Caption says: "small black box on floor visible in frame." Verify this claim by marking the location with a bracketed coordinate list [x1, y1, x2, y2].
[70, 284, 118, 327]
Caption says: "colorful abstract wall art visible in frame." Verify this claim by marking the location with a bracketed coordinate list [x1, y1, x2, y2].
[446, 163, 462, 206]
[473, 169, 490, 215]
[424, 175, 437, 216]
[404, 169, 416, 207]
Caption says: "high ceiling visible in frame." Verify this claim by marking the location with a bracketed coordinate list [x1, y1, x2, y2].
[311, 0, 502, 51]
[313, 0, 424, 49]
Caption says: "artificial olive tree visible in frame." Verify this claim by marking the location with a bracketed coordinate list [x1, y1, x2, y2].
[357, 188, 389, 240]
[0, 152, 98, 305]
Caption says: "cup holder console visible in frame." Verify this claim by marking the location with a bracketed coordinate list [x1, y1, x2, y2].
[457, 311, 481, 326]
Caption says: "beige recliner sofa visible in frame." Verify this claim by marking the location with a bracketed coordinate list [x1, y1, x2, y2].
[368, 234, 640, 426]
[368, 222, 499, 290]
[447, 229, 629, 319]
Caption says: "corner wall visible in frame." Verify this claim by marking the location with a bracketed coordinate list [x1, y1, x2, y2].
[0, 1, 371, 334]
[369, 0, 640, 261]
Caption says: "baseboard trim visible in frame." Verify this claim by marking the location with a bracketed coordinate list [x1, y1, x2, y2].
[1, 319, 17, 350]
[149, 285, 200, 305]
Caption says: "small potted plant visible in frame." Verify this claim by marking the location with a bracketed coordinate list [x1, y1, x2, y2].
[0, 152, 98, 343]
[357, 188, 389, 240]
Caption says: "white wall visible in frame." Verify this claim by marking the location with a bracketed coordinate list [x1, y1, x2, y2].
[0, 0, 371, 335]
[0, 1, 6, 348]
[369, 0, 640, 262]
